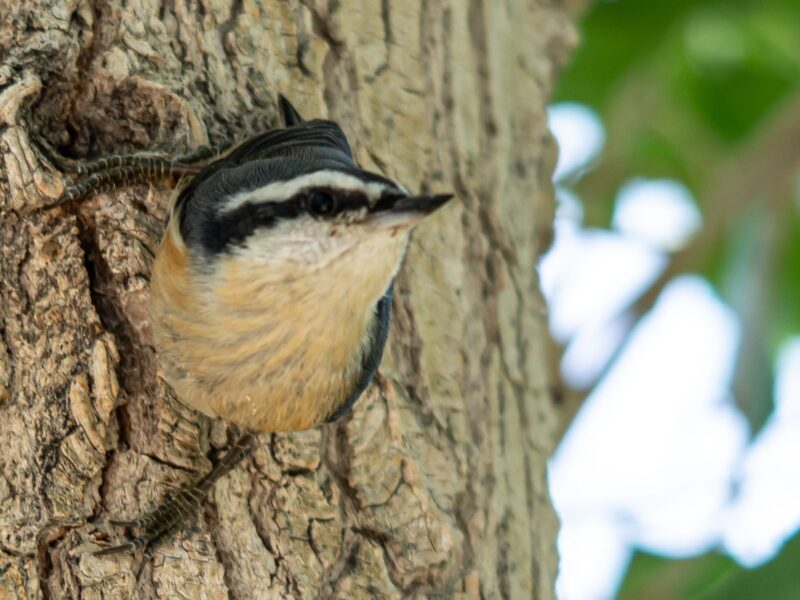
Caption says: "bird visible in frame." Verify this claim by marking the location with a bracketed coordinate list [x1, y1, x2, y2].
[46, 95, 452, 559]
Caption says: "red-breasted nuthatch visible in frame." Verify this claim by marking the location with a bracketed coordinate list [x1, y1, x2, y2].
[152, 97, 451, 433]
[49, 96, 452, 557]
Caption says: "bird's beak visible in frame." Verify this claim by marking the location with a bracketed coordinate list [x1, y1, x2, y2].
[367, 193, 454, 229]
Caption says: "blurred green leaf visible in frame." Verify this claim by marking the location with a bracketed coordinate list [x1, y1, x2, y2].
[557, 0, 800, 223]
[719, 209, 778, 431]
[619, 530, 800, 600]
[772, 205, 800, 347]
[557, 0, 711, 111]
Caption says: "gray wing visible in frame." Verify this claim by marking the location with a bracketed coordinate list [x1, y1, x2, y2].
[326, 282, 394, 423]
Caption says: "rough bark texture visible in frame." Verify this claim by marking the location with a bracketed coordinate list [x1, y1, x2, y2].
[0, 1, 575, 597]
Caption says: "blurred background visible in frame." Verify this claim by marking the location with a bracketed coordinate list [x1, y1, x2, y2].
[541, 0, 800, 598]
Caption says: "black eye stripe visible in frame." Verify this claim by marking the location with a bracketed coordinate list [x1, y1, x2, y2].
[264, 188, 364, 216]
[224, 188, 370, 221]
[201, 198, 302, 253]
[204, 188, 380, 254]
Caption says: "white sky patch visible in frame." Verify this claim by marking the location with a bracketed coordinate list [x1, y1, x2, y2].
[722, 338, 800, 566]
[549, 276, 745, 598]
[555, 187, 585, 223]
[613, 178, 703, 251]
[560, 317, 629, 389]
[774, 338, 800, 417]
[540, 227, 665, 343]
[555, 517, 632, 600]
[548, 103, 605, 182]
[551, 278, 743, 515]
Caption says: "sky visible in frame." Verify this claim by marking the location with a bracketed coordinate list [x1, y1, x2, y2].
[543, 103, 800, 600]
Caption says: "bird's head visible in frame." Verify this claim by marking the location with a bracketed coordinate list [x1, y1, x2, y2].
[174, 97, 452, 284]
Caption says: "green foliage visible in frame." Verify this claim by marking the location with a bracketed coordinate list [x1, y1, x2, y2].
[774, 216, 800, 342]
[554, 0, 800, 595]
[618, 531, 800, 600]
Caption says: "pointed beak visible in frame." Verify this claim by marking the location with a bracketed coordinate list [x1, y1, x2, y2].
[367, 193, 454, 229]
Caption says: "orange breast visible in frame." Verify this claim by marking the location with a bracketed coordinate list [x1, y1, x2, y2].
[149, 219, 407, 432]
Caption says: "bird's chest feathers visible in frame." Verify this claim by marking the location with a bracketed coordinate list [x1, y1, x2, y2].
[152, 229, 406, 430]
[205, 233, 404, 376]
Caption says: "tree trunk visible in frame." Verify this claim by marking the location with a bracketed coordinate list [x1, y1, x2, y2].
[0, 1, 575, 597]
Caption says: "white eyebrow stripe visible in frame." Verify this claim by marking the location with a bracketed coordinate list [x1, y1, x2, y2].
[219, 170, 405, 213]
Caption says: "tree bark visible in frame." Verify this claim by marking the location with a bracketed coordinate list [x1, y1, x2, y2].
[0, 1, 575, 597]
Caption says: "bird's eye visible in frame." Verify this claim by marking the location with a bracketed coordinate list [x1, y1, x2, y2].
[308, 191, 336, 216]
